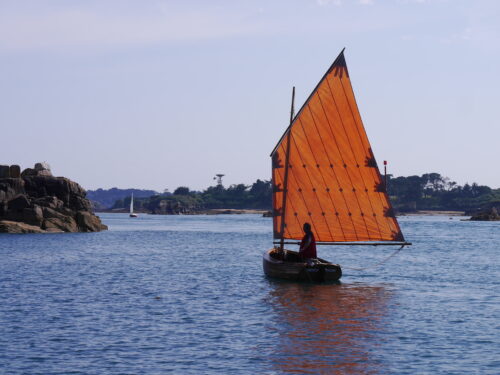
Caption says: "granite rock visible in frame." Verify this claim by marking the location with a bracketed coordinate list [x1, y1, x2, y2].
[0, 220, 46, 234]
[0, 163, 107, 233]
[9, 165, 21, 178]
[470, 207, 500, 221]
[0, 165, 9, 178]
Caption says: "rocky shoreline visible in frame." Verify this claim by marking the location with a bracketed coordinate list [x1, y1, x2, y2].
[0, 163, 107, 233]
[398, 210, 465, 216]
[469, 207, 500, 221]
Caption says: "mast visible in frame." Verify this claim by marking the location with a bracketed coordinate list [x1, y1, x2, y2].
[279, 87, 295, 251]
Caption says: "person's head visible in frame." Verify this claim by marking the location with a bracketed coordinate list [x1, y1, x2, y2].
[303, 222, 312, 234]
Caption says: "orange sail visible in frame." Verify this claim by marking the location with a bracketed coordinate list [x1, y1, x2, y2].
[271, 50, 404, 243]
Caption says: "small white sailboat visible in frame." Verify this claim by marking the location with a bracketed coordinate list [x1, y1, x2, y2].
[129, 193, 138, 218]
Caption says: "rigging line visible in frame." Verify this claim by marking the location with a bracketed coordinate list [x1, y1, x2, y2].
[279, 161, 303, 239]
[275, 143, 310, 240]
[339, 76, 403, 239]
[271, 157, 280, 237]
[296, 115, 336, 241]
[278, 132, 292, 243]
[335, 77, 384, 240]
[324, 76, 370, 240]
[271, 176, 277, 236]
[272, 163, 285, 237]
[342, 245, 406, 271]
[274, 151, 300, 240]
[278, 86, 297, 244]
[303, 104, 345, 240]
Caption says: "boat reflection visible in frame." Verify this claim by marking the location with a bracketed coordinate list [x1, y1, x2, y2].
[265, 281, 392, 374]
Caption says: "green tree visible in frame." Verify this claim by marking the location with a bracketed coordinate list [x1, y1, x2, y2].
[173, 186, 190, 195]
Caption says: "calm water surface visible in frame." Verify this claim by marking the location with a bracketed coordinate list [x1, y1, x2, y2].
[0, 214, 499, 374]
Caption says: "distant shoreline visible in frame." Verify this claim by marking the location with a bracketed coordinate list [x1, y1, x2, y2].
[95, 208, 269, 215]
[95, 209, 467, 216]
[399, 210, 465, 216]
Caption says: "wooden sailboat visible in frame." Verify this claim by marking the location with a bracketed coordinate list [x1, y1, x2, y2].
[129, 193, 138, 218]
[263, 49, 410, 282]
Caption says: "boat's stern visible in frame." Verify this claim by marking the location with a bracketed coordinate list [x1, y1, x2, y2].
[263, 248, 342, 282]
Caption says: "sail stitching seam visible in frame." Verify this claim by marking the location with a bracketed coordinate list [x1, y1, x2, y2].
[286, 156, 316, 239]
[304, 104, 346, 240]
[324, 77, 368, 240]
[288, 133, 324, 239]
[315, 90, 363, 241]
[296, 114, 336, 241]
[275, 148, 298, 239]
[280, 153, 304, 239]
[272, 161, 286, 238]
[335, 77, 384, 240]
[340, 77, 403, 240]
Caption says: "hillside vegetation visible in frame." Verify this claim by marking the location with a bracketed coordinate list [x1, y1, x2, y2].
[92, 174, 499, 214]
[388, 173, 500, 213]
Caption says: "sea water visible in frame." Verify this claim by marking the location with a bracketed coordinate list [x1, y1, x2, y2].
[0, 214, 498, 374]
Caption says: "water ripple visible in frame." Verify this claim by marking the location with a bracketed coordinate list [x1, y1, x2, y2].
[0, 214, 499, 374]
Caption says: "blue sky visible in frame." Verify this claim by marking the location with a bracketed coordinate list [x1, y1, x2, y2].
[1, 0, 499, 191]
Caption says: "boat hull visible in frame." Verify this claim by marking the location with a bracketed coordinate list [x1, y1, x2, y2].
[263, 249, 342, 283]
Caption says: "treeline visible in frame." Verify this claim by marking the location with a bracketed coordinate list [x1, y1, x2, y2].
[95, 173, 500, 214]
[87, 188, 159, 210]
[111, 179, 273, 213]
[388, 173, 500, 212]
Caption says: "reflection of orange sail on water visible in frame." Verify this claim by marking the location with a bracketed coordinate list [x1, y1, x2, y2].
[272, 49, 404, 243]
[267, 283, 391, 374]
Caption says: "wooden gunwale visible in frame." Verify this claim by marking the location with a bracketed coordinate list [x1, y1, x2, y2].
[273, 241, 412, 246]
[263, 249, 342, 282]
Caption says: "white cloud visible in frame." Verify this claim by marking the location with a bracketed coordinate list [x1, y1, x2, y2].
[359, 0, 374, 5]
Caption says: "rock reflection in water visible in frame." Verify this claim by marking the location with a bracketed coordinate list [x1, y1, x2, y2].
[266, 282, 392, 374]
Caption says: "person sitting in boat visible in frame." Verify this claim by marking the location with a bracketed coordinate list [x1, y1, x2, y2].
[299, 222, 317, 264]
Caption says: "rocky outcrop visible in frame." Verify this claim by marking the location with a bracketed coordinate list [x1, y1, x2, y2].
[0, 163, 107, 233]
[469, 207, 500, 221]
[0, 220, 47, 234]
